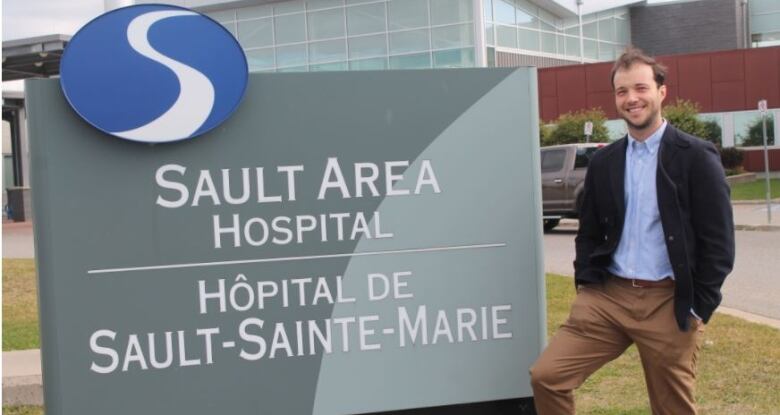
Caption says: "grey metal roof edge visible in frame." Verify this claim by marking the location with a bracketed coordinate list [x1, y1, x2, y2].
[2, 34, 72, 50]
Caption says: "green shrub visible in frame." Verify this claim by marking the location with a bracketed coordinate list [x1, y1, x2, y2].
[542, 108, 609, 146]
[720, 147, 744, 171]
[663, 99, 710, 140]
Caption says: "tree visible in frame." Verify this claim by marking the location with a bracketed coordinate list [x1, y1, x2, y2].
[701, 119, 722, 147]
[662, 99, 710, 140]
[542, 108, 609, 146]
[738, 116, 775, 147]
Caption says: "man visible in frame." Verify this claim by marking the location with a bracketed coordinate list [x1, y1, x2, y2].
[530, 46, 735, 415]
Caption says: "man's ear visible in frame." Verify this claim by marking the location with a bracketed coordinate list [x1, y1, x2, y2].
[659, 84, 667, 103]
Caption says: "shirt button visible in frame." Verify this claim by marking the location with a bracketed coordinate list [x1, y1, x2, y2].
[668, 235, 675, 241]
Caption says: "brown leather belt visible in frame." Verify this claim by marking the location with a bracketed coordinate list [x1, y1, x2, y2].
[609, 274, 674, 288]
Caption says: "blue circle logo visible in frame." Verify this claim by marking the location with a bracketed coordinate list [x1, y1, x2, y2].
[60, 5, 248, 143]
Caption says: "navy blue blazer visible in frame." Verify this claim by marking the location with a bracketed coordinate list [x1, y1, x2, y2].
[574, 124, 735, 331]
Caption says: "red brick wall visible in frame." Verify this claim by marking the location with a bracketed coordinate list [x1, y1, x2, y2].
[538, 46, 780, 122]
[742, 148, 780, 172]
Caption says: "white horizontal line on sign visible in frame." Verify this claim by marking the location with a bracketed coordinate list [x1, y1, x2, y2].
[87, 243, 508, 275]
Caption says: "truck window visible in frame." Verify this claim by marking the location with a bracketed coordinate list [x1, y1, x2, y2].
[541, 149, 566, 172]
[574, 147, 599, 169]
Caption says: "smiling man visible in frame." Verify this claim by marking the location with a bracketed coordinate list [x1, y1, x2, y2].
[530, 46, 735, 414]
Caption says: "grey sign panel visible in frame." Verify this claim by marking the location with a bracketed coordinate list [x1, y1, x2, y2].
[27, 68, 544, 415]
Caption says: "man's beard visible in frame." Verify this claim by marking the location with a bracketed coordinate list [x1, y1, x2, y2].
[621, 106, 659, 131]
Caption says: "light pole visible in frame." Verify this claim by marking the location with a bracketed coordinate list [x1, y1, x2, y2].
[759, 99, 772, 223]
[577, 0, 584, 64]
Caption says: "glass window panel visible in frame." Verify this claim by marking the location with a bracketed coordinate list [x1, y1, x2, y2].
[514, 0, 536, 15]
[565, 25, 579, 36]
[487, 46, 496, 67]
[246, 48, 275, 70]
[616, 18, 630, 43]
[308, 8, 345, 40]
[485, 23, 495, 45]
[599, 18, 615, 41]
[277, 65, 308, 72]
[238, 19, 273, 48]
[310, 61, 348, 71]
[347, 0, 378, 3]
[389, 52, 431, 69]
[541, 31, 556, 53]
[752, 13, 780, 34]
[274, 1, 305, 14]
[565, 35, 580, 57]
[494, 0, 515, 25]
[206, 10, 235, 23]
[516, 8, 538, 29]
[735, 111, 775, 146]
[276, 44, 307, 67]
[605, 119, 628, 141]
[483, 0, 493, 22]
[237, 5, 272, 20]
[557, 34, 565, 55]
[349, 57, 387, 70]
[496, 25, 518, 48]
[750, 0, 780, 13]
[433, 48, 475, 68]
[537, 6, 556, 32]
[389, 29, 430, 54]
[222, 22, 237, 38]
[583, 21, 597, 39]
[540, 20, 556, 32]
[518, 28, 539, 51]
[388, 0, 428, 30]
[306, 0, 344, 11]
[348, 34, 387, 59]
[598, 42, 613, 61]
[584, 39, 598, 59]
[347, 3, 386, 35]
[275, 13, 306, 44]
[309, 39, 346, 62]
[430, 0, 472, 25]
[432, 24, 474, 49]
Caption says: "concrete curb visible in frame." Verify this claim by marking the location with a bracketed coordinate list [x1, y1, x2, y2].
[731, 199, 780, 205]
[734, 224, 780, 232]
[2, 375, 43, 405]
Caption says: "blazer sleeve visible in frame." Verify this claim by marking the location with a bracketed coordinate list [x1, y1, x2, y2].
[689, 142, 735, 321]
[574, 161, 604, 283]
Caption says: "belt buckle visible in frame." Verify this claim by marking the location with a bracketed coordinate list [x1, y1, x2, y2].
[631, 279, 643, 288]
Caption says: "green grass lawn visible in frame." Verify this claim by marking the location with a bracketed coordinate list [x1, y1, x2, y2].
[730, 178, 780, 201]
[3, 259, 40, 351]
[3, 262, 780, 414]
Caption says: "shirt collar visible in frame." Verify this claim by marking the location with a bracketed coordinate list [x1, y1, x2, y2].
[627, 120, 666, 156]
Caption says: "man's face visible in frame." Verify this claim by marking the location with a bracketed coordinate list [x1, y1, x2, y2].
[613, 63, 666, 133]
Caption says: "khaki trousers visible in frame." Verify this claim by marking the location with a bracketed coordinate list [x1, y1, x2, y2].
[530, 277, 705, 415]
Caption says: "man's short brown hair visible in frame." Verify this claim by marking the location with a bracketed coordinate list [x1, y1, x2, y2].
[611, 46, 667, 88]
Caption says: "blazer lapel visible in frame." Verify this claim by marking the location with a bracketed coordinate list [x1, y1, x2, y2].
[608, 136, 628, 219]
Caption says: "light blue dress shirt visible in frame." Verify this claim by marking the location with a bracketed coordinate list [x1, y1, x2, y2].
[608, 121, 674, 281]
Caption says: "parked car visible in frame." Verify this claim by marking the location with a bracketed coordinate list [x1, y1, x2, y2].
[541, 143, 604, 231]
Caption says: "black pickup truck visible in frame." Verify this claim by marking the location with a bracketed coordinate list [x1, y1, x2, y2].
[541, 143, 604, 231]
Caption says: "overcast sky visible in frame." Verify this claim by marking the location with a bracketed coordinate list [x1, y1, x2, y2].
[3, 0, 104, 41]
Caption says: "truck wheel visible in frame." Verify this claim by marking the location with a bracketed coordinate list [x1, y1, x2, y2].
[543, 219, 560, 232]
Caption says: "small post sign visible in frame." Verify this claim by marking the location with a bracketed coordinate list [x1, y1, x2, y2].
[584, 121, 593, 143]
[28, 69, 545, 414]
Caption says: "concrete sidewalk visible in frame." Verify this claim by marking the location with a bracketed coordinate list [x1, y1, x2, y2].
[3, 200, 779, 406]
[2, 349, 43, 405]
